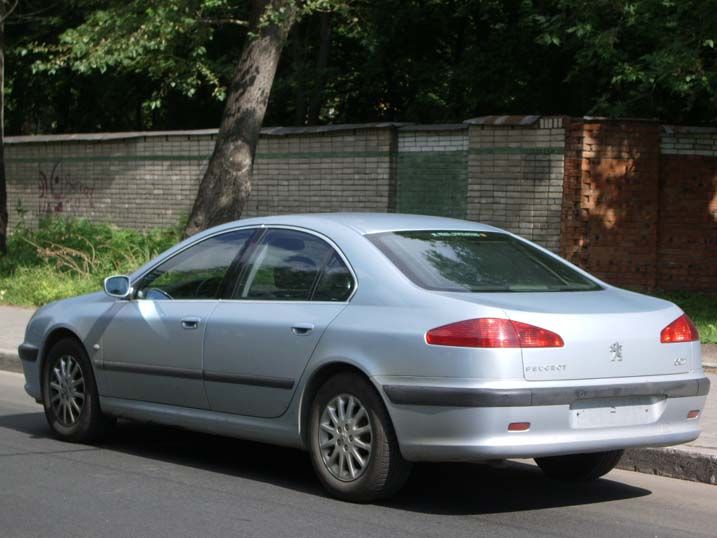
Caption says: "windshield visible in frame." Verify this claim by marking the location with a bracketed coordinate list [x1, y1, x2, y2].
[367, 230, 601, 293]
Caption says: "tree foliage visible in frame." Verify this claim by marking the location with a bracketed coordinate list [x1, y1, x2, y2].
[5, 0, 717, 135]
[32, 0, 236, 108]
[533, 0, 717, 120]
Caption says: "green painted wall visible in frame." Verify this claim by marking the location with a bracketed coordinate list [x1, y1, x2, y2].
[396, 150, 468, 218]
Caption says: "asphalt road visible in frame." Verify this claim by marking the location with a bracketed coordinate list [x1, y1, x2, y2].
[1, 371, 715, 538]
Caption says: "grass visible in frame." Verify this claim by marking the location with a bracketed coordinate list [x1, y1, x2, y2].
[0, 218, 179, 306]
[0, 218, 714, 345]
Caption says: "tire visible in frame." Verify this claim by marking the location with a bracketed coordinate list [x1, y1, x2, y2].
[535, 449, 624, 482]
[42, 337, 114, 443]
[308, 372, 412, 502]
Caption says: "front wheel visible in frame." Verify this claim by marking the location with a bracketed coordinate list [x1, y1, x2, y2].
[42, 337, 114, 443]
[535, 450, 624, 481]
[308, 372, 412, 502]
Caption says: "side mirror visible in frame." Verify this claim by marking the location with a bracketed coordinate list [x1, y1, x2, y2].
[104, 275, 132, 299]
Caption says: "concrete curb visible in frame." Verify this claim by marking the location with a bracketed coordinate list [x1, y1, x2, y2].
[619, 447, 717, 485]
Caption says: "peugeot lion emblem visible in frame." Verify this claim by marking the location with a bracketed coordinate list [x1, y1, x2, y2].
[609, 342, 623, 362]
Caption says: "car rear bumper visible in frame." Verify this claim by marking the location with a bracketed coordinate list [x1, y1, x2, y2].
[383, 376, 709, 407]
[376, 375, 709, 462]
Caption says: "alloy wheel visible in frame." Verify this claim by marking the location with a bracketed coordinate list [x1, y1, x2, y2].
[49, 355, 85, 426]
[318, 394, 373, 482]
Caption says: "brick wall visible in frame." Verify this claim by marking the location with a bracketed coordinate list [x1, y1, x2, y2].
[658, 126, 717, 290]
[396, 125, 468, 218]
[8, 131, 211, 230]
[561, 120, 661, 288]
[7, 120, 563, 251]
[6, 118, 717, 291]
[6, 125, 399, 231]
[466, 116, 565, 252]
[247, 127, 397, 217]
[561, 120, 716, 291]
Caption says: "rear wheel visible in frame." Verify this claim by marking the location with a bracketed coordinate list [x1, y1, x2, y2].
[42, 337, 114, 443]
[308, 372, 412, 502]
[535, 450, 624, 481]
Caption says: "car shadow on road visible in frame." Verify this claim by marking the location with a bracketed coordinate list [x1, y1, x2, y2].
[0, 411, 651, 515]
[386, 460, 650, 515]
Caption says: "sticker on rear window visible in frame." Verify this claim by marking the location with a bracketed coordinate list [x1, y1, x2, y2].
[429, 231, 488, 238]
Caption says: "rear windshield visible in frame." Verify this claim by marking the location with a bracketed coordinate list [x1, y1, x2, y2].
[368, 230, 601, 293]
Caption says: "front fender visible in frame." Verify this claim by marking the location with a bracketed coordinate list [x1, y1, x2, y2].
[20, 292, 121, 402]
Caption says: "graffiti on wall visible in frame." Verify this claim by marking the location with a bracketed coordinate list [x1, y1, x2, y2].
[38, 162, 95, 216]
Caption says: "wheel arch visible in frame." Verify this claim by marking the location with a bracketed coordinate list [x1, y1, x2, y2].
[38, 327, 91, 391]
[297, 360, 387, 448]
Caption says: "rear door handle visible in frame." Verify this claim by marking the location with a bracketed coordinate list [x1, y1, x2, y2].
[291, 323, 315, 335]
[181, 317, 201, 330]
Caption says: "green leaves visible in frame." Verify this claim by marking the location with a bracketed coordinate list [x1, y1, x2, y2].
[21, 0, 347, 123]
[7, 0, 717, 132]
[530, 0, 717, 121]
[29, 0, 245, 111]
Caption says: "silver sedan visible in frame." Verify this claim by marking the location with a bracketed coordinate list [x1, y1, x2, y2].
[18, 213, 710, 502]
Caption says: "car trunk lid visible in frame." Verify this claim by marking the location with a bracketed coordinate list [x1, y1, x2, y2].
[441, 288, 694, 381]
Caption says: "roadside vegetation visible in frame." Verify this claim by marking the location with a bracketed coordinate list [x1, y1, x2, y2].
[0, 217, 714, 344]
[654, 291, 717, 345]
[0, 218, 179, 306]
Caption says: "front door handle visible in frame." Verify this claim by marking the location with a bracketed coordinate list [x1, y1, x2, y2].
[181, 317, 201, 330]
[291, 323, 315, 335]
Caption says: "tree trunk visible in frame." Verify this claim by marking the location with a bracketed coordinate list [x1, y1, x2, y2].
[0, 8, 8, 255]
[184, 0, 297, 237]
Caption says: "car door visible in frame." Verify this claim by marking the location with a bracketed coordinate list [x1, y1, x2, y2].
[203, 227, 355, 418]
[100, 228, 256, 408]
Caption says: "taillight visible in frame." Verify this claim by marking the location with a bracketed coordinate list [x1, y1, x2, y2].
[425, 318, 564, 348]
[660, 314, 699, 343]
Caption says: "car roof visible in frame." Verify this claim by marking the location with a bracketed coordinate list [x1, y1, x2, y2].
[215, 212, 504, 236]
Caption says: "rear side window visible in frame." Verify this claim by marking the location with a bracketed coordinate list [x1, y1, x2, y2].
[235, 229, 354, 301]
[368, 230, 600, 293]
[313, 253, 354, 301]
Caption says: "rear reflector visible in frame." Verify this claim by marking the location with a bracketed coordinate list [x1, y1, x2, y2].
[425, 318, 564, 348]
[660, 314, 700, 344]
[508, 422, 531, 431]
[687, 410, 700, 420]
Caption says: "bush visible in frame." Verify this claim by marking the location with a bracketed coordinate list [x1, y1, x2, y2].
[0, 218, 180, 306]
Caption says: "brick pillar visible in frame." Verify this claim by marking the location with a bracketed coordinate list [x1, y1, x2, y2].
[560, 119, 661, 290]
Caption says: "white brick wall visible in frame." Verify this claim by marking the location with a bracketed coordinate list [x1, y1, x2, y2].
[6, 128, 396, 230]
[397, 130, 468, 152]
[466, 119, 565, 251]
[5, 121, 569, 253]
[661, 125, 717, 157]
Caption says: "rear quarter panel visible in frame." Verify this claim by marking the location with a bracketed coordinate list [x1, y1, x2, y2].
[309, 299, 524, 380]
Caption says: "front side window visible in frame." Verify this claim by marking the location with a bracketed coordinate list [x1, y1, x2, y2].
[368, 230, 601, 293]
[136, 229, 253, 300]
[235, 229, 353, 301]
